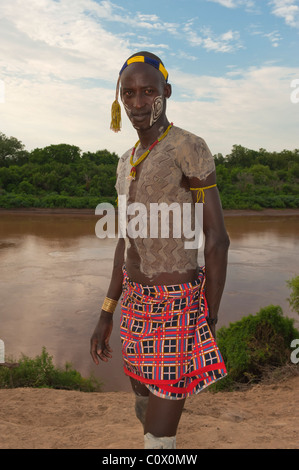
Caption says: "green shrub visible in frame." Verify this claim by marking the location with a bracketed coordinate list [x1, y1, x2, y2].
[214, 305, 299, 390]
[0, 347, 102, 392]
[287, 275, 299, 315]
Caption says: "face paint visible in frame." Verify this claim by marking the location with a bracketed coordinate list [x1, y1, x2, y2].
[123, 102, 141, 129]
[150, 95, 164, 127]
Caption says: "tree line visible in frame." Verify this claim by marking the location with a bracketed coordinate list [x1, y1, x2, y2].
[215, 145, 299, 210]
[0, 132, 298, 210]
[0, 132, 118, 209]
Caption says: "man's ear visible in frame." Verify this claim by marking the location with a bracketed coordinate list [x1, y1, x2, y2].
[164, 83, 172, 99]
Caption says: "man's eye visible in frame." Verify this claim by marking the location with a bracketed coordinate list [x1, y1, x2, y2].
[124, 91, 133, 97]
[145, 89, 154, 95]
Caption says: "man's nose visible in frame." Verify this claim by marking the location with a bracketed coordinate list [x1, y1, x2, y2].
[133, 92, 145, 109]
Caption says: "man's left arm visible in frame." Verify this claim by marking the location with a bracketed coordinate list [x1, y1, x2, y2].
[188, 171, 230, 335]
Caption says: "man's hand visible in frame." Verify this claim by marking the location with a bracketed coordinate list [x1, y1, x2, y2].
[90, 312, 113, 364]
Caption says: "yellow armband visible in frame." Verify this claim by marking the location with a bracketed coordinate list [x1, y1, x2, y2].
[190, 184, 217, 203]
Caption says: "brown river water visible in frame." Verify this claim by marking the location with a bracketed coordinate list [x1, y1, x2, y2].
[0, 209, 298, 392]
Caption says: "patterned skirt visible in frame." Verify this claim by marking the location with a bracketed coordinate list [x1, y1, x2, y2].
[120, 266, 227, 400]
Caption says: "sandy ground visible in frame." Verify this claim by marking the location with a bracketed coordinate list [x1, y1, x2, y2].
[0, 375, 298, 450]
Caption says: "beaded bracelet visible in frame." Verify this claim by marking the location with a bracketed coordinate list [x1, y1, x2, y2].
[102, 297, 118, 314]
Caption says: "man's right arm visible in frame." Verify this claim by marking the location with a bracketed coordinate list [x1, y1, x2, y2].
[104, 237, 125, 301]
[90, 237, 125, 364]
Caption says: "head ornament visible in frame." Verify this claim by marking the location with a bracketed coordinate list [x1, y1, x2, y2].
[110, 54, 169, 132]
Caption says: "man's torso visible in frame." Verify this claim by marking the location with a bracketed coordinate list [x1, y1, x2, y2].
[116, 125, 215, 285]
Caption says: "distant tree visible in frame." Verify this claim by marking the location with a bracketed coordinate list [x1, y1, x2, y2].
[0, 132, 29, 166]
[1, 131, 297, 210]
[18, 180, 35, 194]
[214, 153, 225, 165]
[247, 164, 275, 185]
[225, 145, 259, 168]
[82, 149, 119, 165]
[30, 144, 81, 165]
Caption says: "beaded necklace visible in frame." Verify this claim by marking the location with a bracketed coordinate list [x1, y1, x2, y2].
[128, 122, 173, 180]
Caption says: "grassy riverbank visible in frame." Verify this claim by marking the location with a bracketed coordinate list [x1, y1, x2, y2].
[0, 347, 102, 392]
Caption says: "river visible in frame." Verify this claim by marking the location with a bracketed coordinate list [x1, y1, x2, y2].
[0, 209, 298, 392]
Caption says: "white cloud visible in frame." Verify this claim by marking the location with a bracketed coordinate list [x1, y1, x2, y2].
[183, 22, 243, 53]
[207, 0, 256, 9]
[0, 0, 298, 159]
[269, 0, 299, 28]
[3, 62, 299, 158]
[2, 73, 113, 145]
[0, 0, 132, 83]
[168, 65, 299, 155]
[264, 30, 283, 47]
[0, 0, 181, 86]
[208, 0, 240, 7]
[249, 25, 283, 47]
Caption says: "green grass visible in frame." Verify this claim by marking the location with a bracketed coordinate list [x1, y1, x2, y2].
[0, 347, 102, 392]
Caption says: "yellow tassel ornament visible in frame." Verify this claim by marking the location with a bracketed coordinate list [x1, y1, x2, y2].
[110, 100, 121, 132]
[110, 76, 121, 133]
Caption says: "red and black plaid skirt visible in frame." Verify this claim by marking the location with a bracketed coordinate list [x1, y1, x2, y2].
[120, 266, 227, 399]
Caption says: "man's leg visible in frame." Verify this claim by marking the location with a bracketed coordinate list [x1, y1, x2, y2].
[129, 377, 185, 448]
[143, 392, 186, 449]
[130, 377, 149, 427]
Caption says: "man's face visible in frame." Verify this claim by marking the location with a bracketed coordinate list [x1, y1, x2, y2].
[120, 63, 170, 131]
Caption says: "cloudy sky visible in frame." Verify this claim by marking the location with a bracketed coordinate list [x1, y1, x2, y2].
[0, 0, 299, 157]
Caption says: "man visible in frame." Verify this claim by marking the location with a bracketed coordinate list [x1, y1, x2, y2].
[90, 51, 230, 449]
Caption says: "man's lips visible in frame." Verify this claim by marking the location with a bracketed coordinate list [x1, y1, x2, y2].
[131, 113, 149, 121]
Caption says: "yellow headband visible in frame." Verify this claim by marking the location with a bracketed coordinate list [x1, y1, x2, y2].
[110, 55, 169, 133]
[120, 56, 168, 82]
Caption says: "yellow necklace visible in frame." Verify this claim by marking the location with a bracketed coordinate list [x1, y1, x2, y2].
[128, 122, 173, 180]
